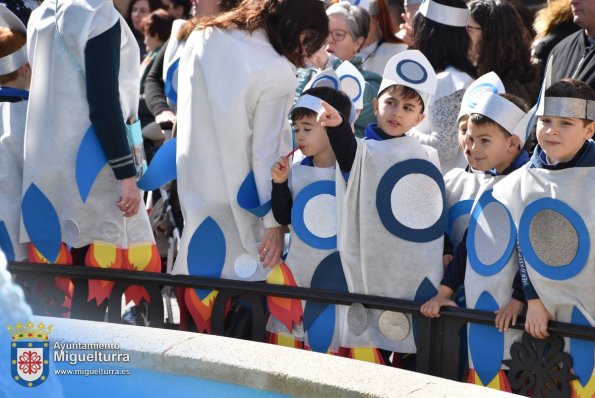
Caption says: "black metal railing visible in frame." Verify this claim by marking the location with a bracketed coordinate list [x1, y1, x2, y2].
[8, 261, 595, 398]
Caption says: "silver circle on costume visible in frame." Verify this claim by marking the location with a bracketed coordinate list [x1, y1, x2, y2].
[529, 209, 578, 267]
[347, 303, 368, 336]
[378, 311, 410, 341]
[99, 221, 121, 243]
[126, 217, 148, 242]
[234, 253, 258, 279]
[303, 194, 337, 239]
[62, 219, 80, 245]
[391, 174, 443, 229]
[474, 202, 512, 266]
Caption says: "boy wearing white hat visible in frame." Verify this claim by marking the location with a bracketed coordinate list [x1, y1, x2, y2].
[421, 91, 533, 391]
[0, 4, 30, 262]
[323, 50, 446, 361]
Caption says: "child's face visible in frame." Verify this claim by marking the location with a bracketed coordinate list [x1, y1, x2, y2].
[293, 115, 333, 160]
[373, 87, 425, 137]
[536, 116, 595, 164]
[457, 116, 475, 168]
[467, 119, 516, 173]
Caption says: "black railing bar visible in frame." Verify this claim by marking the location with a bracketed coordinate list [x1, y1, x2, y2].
[8, 262, 595, 341]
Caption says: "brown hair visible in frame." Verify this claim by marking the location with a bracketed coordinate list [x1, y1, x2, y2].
[291, 86, 352, 123]
[376, 0, 403, 44]
[178, 0, 328, 67]
[378, 85, 425, 113]
[469, 93, 528, 136]
[0, 28, 26, 84]
[142, 9, 174, 42]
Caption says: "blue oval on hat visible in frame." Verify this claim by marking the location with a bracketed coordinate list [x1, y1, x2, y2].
[339, 74, 363, 103]
[396, 60, 428, 85]
[312, 75, 340, 90]
[466, 83, 499, 108]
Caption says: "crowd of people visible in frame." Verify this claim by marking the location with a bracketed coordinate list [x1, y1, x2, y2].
[1, 0, 594, 394]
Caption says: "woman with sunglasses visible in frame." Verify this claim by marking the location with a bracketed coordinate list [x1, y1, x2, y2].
[325, 1, 382, 137]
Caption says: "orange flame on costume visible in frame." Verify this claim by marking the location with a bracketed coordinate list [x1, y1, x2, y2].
[467, 369, 512, 392]
[571, 375, 595, 398]
[268, 332, 304, 349]
[85, 242, 124, 306]
[347, 347, 385, 365]
[184, 288, 219, 333]
[266, 262, 303, 333]
[28, 243, 74, 313]
[122, 243, 161, 306]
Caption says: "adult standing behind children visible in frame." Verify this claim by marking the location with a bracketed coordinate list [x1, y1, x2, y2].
[172, 0, 329, 332]
[24, 0, 160, 320]
[408, 0, 477, 174]
[548, 0, 595, 90]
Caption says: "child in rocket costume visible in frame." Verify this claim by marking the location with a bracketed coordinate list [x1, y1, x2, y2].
[328, 50, 445, 357]
[0, 4, 29, 262]
[493, 77, 595, 397]
[444, 72, 505, 249]
[422, 91, 533, 391]
[266, 84, 353, 354]
[23, 0, 159, 317]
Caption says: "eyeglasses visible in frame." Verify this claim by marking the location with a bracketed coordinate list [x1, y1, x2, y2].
[329, 29, 348, 42]
[466, 25, 482, 31]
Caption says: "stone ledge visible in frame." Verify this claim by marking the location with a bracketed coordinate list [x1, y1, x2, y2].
[39, 316, 521, 398]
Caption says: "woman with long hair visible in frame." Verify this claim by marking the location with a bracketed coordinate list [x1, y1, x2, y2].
[468, 0, 539, 105]
[172, 0, 329, 333]
[408, 0, 476, 174]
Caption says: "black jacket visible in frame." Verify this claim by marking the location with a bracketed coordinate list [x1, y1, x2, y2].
[549, 30, 595, 90]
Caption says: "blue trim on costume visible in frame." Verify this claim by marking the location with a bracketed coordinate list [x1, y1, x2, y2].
[237, 172, 272, 218]
[164, 58, 179, 105]
[570, 306, 595, 386]
[465, 83, 498, 108]
[0, 86, 29, 101]
[137, 138, 177, 190]
[339, 74, 363, 102]
[291, 180, 337, 250]
[0, 221, 15, 261]
[469, 291, 504, 385]
[75, 125, 108, 203]
[447, 199, 474, 238]
[376, 159, 447, 242]
[22, 183, 62, 262]
[187, 216, 226, 300]
[312, 75, 339, 90]
[467, 189, 516, 277]
[396, 59, 428, 84]
[518, 197, 589, 280]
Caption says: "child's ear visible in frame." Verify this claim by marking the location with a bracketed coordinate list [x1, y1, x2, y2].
[414, 113, 425, 126]
[509, 135, 521, 152]
[584, 121, 595, 140]
[372, 98, 378, 115]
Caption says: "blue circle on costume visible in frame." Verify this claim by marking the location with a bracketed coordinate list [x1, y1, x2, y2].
[447, 199, 474, 238]
[396, 60, 428, 85]
[376, 159, 446, 242]
[518, 198, 589, 280]
[165, 58, 180, 104]
[467, 189, 516, 276]
[466, 83, 498, 108]
[292, 180, 337, 250]
[339, 74, 363, 103]
[313, 75, 340, 90]
[351, 0, 361, 4]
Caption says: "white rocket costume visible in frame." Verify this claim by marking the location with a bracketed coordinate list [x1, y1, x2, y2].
[463, 92, 534, 389]
[162, 19, 186, 109]
[339, 51, 446, 353]
[408, 0, 474, 174]
[0, 5, 28, 261]
[174, 27, 295, 282]
[444, 72, 506, 248]
[492, 77, 595, 394]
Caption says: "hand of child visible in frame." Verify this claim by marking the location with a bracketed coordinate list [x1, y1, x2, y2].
[494, 298, 525, 332]
[420, 286, 456, 318]
[271, 156, 290, 184]
[318, 100, 343, 128]
[525, 299, 553, 339]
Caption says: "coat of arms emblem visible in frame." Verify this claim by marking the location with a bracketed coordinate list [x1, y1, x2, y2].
[8, 321, 52, 387]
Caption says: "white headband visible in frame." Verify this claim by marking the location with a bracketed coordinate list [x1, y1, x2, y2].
[471, 92, 528, 145]
[0, 45, 27, 75]
[537, 97, 595, 121]
[458, 71, 505, 121]
[419, 0, 469, 28]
